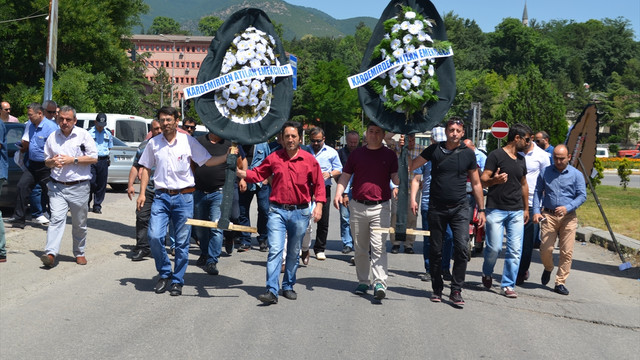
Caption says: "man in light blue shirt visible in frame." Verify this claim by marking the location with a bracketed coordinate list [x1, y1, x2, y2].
[533, 144, 586, 296]
[88, 113, 113, 214]
[12, 103, 58, 229]
[305, 127, 342, 261]
[0, 121, 7, 261]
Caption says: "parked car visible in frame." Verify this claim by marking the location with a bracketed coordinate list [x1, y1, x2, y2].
[76, 113, 148, 147]
[0, 122, 26, 210]
[617, 142, 640, 158]
[596, 147, 610, 158]
[107, 136, 137, 192]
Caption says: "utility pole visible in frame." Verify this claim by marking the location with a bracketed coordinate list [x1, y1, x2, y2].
[43, 0, 58, 102]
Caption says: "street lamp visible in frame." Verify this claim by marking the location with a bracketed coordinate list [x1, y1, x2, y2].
[159, 34, 176, 106]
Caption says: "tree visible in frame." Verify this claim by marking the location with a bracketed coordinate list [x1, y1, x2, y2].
[303, 59, 359, 142]
[601, 71, 640, 145]
[198, 16, 223, 36]
[443, 12, 489, 71]
[148, 16, 187, 35]
[495, 65, 567, 146]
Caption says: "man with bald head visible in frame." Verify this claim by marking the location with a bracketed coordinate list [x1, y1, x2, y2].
[532, 144, 586, 296]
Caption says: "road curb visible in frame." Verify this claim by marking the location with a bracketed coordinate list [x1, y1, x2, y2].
[576, 226, 640, 265]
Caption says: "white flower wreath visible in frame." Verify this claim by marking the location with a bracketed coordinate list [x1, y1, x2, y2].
[370, 6, 451, 116]
[214, 26, 279, 124]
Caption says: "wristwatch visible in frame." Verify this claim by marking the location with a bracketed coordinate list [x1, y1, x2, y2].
[74, 157, 79, 165]
[477, 209, 485, 213]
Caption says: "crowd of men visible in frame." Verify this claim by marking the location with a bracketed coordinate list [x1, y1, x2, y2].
[2, 103, 588, 305]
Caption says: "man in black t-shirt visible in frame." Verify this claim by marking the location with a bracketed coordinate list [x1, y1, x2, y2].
[411, 117, 485, 307]
[193, 132, 244, 276]
[480, 123, 531, 299]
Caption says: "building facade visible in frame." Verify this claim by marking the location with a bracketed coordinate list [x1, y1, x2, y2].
[129, 34, 213, 107]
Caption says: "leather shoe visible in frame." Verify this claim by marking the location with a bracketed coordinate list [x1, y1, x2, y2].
[92, 208, 102, 214]
[12, 222, 25, 229]
[204, 262, 219, 275]
[224, 239, 233, 255]
[258, 291, 278, 304]
[75, 256, 87, 265]
[404, 247, 415, 254]
[155, 278, 170, 294]
[132, 249, 150, 261]
[391, 245, 400, 254]
[554, 284, 570, 295]
[259, 241, 268, 252]
[196, 253, 208, 266]
[169, 283, 182, 296]
[541, 270, 551, 285]
[282, 289, 297, 300]
[41, 254, 55, 268]
[301, 250, 310, 265]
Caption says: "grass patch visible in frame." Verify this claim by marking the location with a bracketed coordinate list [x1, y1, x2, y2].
[576, 185, 640, 239]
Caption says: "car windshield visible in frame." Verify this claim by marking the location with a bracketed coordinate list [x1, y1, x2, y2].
[112, 136, 128, 147]
[116, 120, 147, 143]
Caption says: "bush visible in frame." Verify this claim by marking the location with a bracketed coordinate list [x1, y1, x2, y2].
[608, 143, 620, 155]
[599, 157, 640, 169]
[591, 158, 604, 188]
[607, 134, 622, 143]
[618, 158, 632, 190]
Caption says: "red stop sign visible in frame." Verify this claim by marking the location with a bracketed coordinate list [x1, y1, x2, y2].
[491, 121, 509, 139]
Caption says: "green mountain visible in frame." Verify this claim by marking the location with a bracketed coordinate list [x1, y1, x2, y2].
[139, 0, 378, 40]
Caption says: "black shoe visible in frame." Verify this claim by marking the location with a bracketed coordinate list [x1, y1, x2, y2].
[554, 284, 569, 295]
[442, 269, 453, 281]
[541, 270, 551, 286]
[92, 208, 102, 214]
[342, 245, 353, 254]
[258, 291, 278, 304]
[169, 283, 182, 296]
[282, 289, 297, 300]
[132, 249, 151, 261]
[237, 244, 251, 252]
[12, 221, 25, 229]
[204, 262, 219, 275]
[259, 242, 268, 252]
[155, 278, 170, 294]
[449, 290, 465, 307]
[224, 239, 233, 255]
[391, 245, 400, 254]
[196, 253, 208, 267]
[404, 247, 415, 254]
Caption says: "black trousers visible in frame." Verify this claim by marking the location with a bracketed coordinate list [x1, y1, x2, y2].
[313, 185, 332, 252]
[14, 161, 50, 222]
[428, 202, 470, 294]
[134, 188, 154, 251]
[90, 157, 109, 210]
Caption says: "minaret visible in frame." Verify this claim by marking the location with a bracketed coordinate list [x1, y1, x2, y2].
[522, 1, 529, 27]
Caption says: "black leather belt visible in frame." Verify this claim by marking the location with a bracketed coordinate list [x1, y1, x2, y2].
[271, 202, 309, 210]
[354, 199, 386, 206]
[156, 187, 196, 195]
[543, 207, 555, 213]
[52, 179, 87, 186]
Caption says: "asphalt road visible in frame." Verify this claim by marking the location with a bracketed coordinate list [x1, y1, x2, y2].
[1, 188, 639, 359]
[602, 172, 640, 188]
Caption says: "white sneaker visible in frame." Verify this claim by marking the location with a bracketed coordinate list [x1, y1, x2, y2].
[35, 215, 50, 225]
[315, 252, 326, 261]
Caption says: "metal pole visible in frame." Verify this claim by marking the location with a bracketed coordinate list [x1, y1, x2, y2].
[43, 64, 53, 101]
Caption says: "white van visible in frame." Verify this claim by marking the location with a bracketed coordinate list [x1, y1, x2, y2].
[76, 113, 148, 147]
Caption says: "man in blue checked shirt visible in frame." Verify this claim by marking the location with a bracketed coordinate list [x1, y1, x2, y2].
[88, 113, 113, 214]
[533, 144, 586, 296]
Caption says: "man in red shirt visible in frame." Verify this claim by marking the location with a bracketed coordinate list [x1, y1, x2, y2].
[334, 123, 400, 301]
[237, 121, 325, 304]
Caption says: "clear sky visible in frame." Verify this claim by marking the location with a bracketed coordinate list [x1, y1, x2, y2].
[284, 0, 640, 39]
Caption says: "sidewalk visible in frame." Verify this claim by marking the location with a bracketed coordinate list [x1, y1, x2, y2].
[576, 226, 640, 265]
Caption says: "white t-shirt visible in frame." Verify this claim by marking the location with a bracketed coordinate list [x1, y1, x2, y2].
[138, 132, 211, 190]
[519, 143, 551, 207]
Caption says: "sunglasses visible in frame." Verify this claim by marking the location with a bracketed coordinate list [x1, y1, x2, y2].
[45, 109, 56, 113]
[2, 108, 10, 111]
[182, 125, 195, 129]
[447, 119, 464, 126]
[310, 139, 324, 144]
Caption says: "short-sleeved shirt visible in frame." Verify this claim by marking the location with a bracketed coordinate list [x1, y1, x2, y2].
[519, 144, 550, 207]
[88, 127, 113, 157]
[25, 119, 58, 162]
[0, 122, 7, 179]
[138, 132, 211, 190]
[419, 142, 477, 206]
[245, 148, 326, 205]
[343, 146, 398, 202]
[484, 148, 527, 211]
[310, 144, 342, 186]
[44, 127, 98, 182]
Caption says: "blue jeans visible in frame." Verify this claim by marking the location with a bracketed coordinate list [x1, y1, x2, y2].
[148, 191, 194, 285]
[265, 204, 311, 296]
[194, 190, 223, 264]
[421, 209, 453, 272]
[30, 183, 43, 217]
[339, 193, 353, 248]
[238, 184, 271, 245]
[483, 208, 524, 288]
